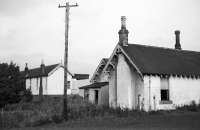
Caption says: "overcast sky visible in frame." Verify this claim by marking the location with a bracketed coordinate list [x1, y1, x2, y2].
[0, 0, 200, 77]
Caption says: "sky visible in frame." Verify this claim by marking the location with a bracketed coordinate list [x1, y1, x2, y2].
[0, 0, 200, 80]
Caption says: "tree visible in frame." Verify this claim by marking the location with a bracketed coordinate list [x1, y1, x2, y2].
[0, 62, 25, 108]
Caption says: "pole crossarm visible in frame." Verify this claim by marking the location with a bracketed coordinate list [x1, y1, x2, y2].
[58, 3, 78, 8]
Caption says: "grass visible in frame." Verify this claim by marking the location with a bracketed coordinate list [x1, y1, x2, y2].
[1, 95, 200, 129]
[7, 111, 200, 130]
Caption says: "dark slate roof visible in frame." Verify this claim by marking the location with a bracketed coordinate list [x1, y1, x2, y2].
[72, 74, 89, 80]
[20, 64, 59, 78]
[79, 82, 108, 89]
[121, 44, 200, 76]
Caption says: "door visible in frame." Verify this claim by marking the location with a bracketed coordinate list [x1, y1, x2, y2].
[95, 90, 99, 104]
[137, 94, 141, 110]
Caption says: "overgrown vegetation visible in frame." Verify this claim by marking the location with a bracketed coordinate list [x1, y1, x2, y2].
[0, 62, 32, 108]
[0, 95, 143, 128]
[176, 100, 200, 112]
[1, 96, 63, 128]
[1, 95, 200, 128]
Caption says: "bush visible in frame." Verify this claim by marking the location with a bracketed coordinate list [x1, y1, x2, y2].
[22, 88, 33, 102]
[0, 62, 25, 108]
[177, 100, 200, 112]
[52, 114, 63, 123]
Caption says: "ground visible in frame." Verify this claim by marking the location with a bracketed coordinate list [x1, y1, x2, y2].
[6, 111, 200, 130]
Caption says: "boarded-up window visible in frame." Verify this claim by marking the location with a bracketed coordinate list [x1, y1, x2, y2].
[160, 77, 169, 101]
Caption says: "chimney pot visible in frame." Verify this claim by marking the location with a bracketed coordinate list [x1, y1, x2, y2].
[175, 30, 180, 35]
[121, 16, 126, 28]
[175, 30, 181, 50]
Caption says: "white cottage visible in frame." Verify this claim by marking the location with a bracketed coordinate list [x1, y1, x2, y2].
[21, 62, 89, 97]
[80, 16, 200, 111]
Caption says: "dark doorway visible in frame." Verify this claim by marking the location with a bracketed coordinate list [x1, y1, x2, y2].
[95, 90, 99, 104]
[137, 94, 141, 110]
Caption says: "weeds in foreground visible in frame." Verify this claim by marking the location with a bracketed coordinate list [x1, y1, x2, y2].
[1, 95, 200, 128]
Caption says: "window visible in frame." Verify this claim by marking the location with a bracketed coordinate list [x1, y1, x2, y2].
[161, 89, 169, 101]
[160, 77, 169, 101]
[67, 81, 70, 89]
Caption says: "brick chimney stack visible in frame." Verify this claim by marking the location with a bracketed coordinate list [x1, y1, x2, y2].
[40, 59, 45, 76]
[39, 60, 45, 100]
[175, 30, 181, 50]
[24, 63, 29, 77]
[25, 63, 28, 72]
[118, 16, 129, 46]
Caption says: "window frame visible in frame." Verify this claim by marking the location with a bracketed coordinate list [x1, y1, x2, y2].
[160, 77, 172, 104]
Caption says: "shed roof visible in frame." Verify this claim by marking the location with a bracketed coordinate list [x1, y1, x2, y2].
[121, 44, 200, 76]
[79, 82, 108, 89]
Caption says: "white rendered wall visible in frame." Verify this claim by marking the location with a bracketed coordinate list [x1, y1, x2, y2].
[70, 78, 77, 94]
[117, 54, 132, 109]
[143, 75, 200, 111]
[116, 54, 143, 109]
[79, 89, 84, 97]
[109, 69, 117, 108]
[47, 67, 65, 95]
[133, 70, 144, 110]
[31, 78, 38, 95]
[170, 76, 200, 106]
[26, 77, 47, 95]
[143, 76, 164, 111]
[99, 85, 109, 106]
[143, 75, 173, 111]
[26, 79, 31, 90]
[93, 71, 109, 105]
[43, 77, 48, 95]
[88, 89, 95, 103]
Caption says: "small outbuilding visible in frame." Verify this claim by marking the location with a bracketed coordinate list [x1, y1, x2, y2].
[20, 62, 89, 99]
[79, 82, 109, 105]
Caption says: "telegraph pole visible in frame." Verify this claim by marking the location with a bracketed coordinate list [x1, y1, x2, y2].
[58, 2, 78, 120]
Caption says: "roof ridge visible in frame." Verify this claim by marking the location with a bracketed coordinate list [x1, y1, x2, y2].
[127, 43, 200, 54]
[27, 63, 59, 71]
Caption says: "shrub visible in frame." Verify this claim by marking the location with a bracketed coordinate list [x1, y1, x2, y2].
[52, 114, 63, 123]
[176, 100, 200, 112]
[0, 62, 26, 108]
[22, 88, 33, 102]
